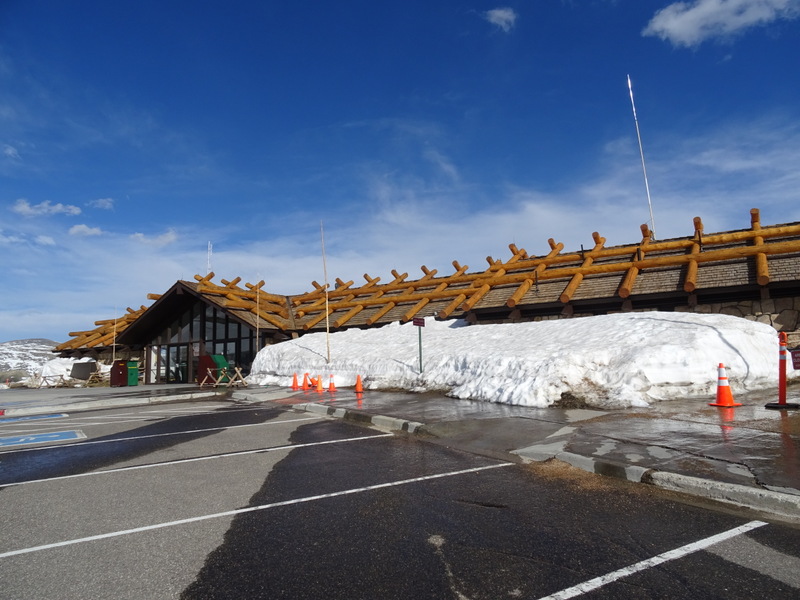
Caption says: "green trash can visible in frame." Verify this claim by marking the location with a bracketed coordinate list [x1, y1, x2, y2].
[210, 355, 229, 382]
[126, 361, 139, 386]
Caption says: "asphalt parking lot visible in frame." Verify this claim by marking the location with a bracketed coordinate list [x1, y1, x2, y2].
[2, 398, 799, 599]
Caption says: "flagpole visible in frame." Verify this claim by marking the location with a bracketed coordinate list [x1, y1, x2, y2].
[320, 221, 331, 364]
[628, 74, 657, 240]
[256, 272, 260, 353]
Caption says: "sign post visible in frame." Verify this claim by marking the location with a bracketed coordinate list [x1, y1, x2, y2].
[413, 317, 425, 373]
[766, 332, 800, 410]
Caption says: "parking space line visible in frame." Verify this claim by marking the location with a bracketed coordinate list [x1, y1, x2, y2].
[4, 433, 394, 487]
[537, 520, 768, 599]
[0, 416, 322, 455]
[0, 463, 512, 559]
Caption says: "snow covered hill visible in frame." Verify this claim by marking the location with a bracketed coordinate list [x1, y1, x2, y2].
[0, 338, 59, 382]
[248, 312, 795, 408]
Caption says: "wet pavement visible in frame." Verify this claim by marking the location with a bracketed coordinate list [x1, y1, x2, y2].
[0, 384, 221, 414]
[2, 382, 799, 521]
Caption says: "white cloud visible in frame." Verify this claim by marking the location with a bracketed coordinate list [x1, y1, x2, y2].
[484, 7, 518, 32]
[88, 197, 114, 210]
[3, 144, 20, 160]
[3, 115, 800, 342]
[130, 228, 178, 246]
[11, 198, 81, 217]
[69, 224, 103, 236]
[0, 230, 24, 245]
[35, 235, 56, 246]
[423, 148, 460, 182]
[643, 0, 800, 47]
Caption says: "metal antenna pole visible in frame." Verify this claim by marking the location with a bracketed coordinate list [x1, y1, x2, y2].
[628, 75, 657, 239]
[320, 221, 331, 364]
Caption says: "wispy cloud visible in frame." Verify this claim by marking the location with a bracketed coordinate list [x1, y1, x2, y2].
[130, 228, 178, 246]
[34, 235, 56, 246]
[3, 115, 799, 342]
[423, 148, 460, 183]
[11, 198, 81, 217]
[88, 197, 114, 210]
[484, 7, 518, 32]
[0, 230, 24, 245]
[3, 144, 20, 160]
[69, 224, 103, 236]
[643, 0, 800, 47]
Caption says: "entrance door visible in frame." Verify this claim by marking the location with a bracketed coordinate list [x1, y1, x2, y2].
[167, 345, 189, 383]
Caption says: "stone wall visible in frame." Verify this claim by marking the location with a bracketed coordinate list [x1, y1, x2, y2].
[674, 295, 800, 345]
[477, 294, 800, 346]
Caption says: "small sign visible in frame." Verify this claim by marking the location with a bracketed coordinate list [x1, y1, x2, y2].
[791, 348, 800, 370]
[413, 317, 425, 327]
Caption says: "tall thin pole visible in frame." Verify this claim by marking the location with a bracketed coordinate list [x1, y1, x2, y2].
[628, 74, 657, 240]
[320, 221, 331, 364]
[255, 273, 260, 352]
[112, 307, 117, 362]
[207, 242, 212, 274]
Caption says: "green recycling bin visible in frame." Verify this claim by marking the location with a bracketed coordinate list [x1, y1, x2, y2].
[127, 361, 139, 386]
[211, 355, 229, 382]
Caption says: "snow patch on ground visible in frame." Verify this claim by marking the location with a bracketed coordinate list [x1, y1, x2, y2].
[248, 312, 793, 408]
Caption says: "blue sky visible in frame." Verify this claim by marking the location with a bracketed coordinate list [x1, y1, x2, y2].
[2, 1, 800, 342]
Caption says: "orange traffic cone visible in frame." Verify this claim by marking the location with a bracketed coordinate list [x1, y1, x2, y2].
[328, 375, 337, 393]
[709, 363, 742, 407]
[291, 373, 299, 390]
[302, 373, 310, 391]
[355, 374, 364, 393]
[315, 375, 324, 393]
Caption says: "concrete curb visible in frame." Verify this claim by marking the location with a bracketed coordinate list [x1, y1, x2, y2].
[292, 402, 424, 433]
[0, 391, 221, 418]
[645, 470, 800, 521]
[554, 451, 652, 483]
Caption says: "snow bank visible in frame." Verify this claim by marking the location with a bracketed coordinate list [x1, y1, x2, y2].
[33, 357, 103, 387]
[248, 312, 793, 408]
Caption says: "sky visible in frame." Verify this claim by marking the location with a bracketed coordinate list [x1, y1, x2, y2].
[2, 0, 800, 343]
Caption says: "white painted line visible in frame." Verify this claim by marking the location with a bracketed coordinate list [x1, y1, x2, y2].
[537, 520, 768, 599]
[0, 463, 512, 559]
[82, 415, 164, 420]
[4, 433, 394, 487]
[0, 416, 322, 455]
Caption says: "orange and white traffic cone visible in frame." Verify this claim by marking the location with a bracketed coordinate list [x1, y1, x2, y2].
[355, 374, 364, 393]
[328, 375, 337, 393]
[291, 373, 299, 390]
[709, 363, 742, 407]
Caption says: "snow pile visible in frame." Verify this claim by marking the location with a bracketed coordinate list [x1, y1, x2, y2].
[30, 357, 104, 387]
[248, 312, 793, 408]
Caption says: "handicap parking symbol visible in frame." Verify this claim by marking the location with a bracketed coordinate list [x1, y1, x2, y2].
[0, 430, 86, 448]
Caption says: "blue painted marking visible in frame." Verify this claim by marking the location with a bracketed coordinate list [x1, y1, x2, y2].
[0, 430, 85, 448]
[0, 413, 68, 424]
